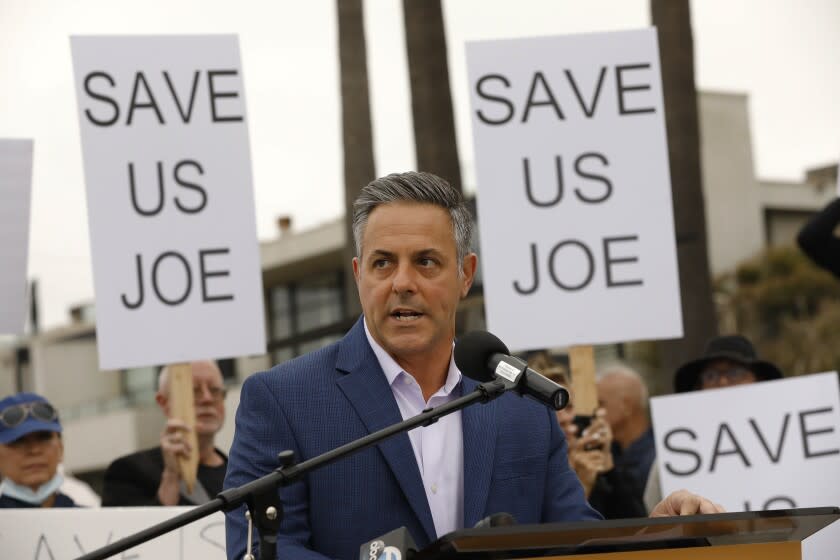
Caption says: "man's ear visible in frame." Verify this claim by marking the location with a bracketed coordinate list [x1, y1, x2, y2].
[460, 253, 478, 298]
[352, 256, 361, 285]
[155, 392, 168, 414]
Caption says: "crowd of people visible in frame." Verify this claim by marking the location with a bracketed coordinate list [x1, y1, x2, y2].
[1, 171, 836, 559]
[0, 360, 229, 509]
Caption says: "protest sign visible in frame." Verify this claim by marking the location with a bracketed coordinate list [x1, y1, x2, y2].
[0, 507, 225, 559]
[0, 139, 33, 335]
[70, 35, 265, 369]
[466, 28, 681, 351]
[651, 372, 840, 512]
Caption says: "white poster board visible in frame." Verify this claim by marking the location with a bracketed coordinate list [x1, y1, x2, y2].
[466, 28, 682, 351]
[70, 35, 266, 369]
[0, 507, 225, 559]
[0, 139, 33, 335]
[651, 372, 840, 512]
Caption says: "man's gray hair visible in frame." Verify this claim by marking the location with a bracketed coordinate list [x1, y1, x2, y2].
[598, 363, 650, 411]
[352, 171, 474, 267]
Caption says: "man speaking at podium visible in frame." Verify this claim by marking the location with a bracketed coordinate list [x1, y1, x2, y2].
[224, 172, 720, 559]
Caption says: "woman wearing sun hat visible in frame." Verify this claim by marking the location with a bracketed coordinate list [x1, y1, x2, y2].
[0, 392, 77, 508]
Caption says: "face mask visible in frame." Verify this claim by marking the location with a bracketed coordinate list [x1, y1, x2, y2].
[0, 473, 64, 505]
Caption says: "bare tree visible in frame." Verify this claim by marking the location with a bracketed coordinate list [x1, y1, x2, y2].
[651, 0, 718, 393]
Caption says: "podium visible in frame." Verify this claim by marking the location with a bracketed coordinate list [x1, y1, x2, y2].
[414, 507, 840, 559]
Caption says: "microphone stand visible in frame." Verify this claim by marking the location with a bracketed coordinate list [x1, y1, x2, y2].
[76, 379, 509, 560]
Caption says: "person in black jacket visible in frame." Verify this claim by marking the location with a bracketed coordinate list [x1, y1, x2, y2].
[527, 354, 647, 519]
[797, 197, 840, 278]
[101, 361, 228, 506]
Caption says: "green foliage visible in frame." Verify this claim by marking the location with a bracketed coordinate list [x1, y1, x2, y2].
[718, 246, 840, 376]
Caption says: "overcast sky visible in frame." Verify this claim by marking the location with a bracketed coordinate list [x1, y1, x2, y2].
[1, 0, 838, 329]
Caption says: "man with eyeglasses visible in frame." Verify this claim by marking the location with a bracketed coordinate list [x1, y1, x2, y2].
[0, 392, 76, 508]
[102, 360, 228, 506]
[673, 335, 782, 393]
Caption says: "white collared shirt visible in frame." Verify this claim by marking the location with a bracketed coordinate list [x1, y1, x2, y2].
[364, 319, 465, 537]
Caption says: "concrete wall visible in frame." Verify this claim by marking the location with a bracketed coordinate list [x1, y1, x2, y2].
[29, 330, 121, 410]
[698, 91, 765, 276]
[0, 344, 17, 396]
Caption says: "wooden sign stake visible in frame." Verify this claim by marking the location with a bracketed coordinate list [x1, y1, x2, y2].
[168, 362, 198, 494]
[569, 345, 598, 416]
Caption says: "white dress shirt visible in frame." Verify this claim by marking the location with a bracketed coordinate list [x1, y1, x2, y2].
[364, 320, 465, 538]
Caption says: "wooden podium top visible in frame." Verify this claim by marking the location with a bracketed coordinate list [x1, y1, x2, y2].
[414, 507, 840, 559]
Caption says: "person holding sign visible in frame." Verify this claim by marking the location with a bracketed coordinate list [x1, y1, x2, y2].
[644, 335, 783, 510]
[528, 353, 647, 519]
[0, 393, 76, 508]
[102, 361, 227, 506]
[224, 172, 723, 560]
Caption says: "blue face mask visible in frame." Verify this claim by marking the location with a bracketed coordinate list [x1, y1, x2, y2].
[0, 473, 64, 505]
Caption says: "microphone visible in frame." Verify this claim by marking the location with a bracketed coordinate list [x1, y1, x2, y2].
[454, 331, 569, 411]
[474, 512, 518, 529]
[358, 527, 417, 560]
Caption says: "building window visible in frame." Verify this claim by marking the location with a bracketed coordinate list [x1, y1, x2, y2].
[267, 271, 347, 362]
[271, 285, 293, 340]
[122, 365, 158, 405]
[296, 274, 343, 332]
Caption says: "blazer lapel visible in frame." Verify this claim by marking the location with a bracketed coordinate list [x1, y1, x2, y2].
[334, 318, 437, 543]
[461, 376, 498, 528]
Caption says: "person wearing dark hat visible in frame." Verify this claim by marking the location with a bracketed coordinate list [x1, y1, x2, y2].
[673, 335, 783, 393]
[0, 392, 76, 508]
[643, 335, 783, 511]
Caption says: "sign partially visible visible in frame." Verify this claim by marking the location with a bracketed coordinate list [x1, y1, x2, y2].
[466, 28, 682, 351]
[651, 372, 840, 512]
[0, 507, 225, 559]
[70, 35, 265, 369]
[0, 139, 33, 335]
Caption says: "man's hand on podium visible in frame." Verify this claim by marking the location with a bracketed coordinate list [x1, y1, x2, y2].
[649, 489, 725, 517]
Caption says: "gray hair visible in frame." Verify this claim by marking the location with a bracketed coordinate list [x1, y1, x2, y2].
[352, 172, 474, 268]
[597, 363, 650, 411]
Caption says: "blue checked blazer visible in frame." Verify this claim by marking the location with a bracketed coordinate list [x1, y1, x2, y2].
[224, 318, 600, 560]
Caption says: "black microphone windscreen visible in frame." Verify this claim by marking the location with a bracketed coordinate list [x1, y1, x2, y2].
[454, 331, 510, 382]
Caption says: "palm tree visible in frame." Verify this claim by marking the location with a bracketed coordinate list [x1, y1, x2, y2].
[337, 0, 375, 318]
[651, 0, 718, 393]
[403, 0, 462, 192]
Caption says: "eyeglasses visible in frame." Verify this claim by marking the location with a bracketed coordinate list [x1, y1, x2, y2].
[699, 366, 754, 386]
[193, 386, 227, 402]
[0, 401, 59, 428]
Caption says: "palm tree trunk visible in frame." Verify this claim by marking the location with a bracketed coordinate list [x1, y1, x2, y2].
[403, 0, 462, 192]
[337, 0, 375, 318]
[651, 0, 718, 393]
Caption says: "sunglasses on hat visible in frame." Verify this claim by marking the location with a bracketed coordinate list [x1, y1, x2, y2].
[0, 401, 58, 428]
